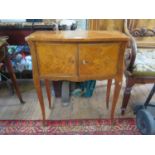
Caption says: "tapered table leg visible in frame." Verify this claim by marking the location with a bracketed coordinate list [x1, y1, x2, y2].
[106, 79, 112, 109]
[45, 79, 52, 109]
[111, 79, 122, 121]
[34, 78, 46, 125]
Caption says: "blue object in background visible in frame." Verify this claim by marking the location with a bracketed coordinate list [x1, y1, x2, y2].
[79, 80, 96, 97]
[7, 45, 30, 55]
[7, 45, 31, 72]
[26, 19, 42, 22]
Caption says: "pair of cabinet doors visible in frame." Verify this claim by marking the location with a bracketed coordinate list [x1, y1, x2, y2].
[35, 42, 121, 80]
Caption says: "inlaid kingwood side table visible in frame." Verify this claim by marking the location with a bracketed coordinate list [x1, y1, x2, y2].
[26, 30, 129, 124]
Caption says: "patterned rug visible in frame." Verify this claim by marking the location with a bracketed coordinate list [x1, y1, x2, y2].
[0, 118, 140, 135]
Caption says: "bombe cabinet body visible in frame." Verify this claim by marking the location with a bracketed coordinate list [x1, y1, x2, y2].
[26, 30, 128, 123]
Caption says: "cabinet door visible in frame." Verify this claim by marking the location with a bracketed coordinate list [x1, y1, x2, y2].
[79, 43, 121, 79]
[36, 43, 77, 78]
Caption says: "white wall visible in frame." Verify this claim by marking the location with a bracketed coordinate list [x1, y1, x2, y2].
[0, 19, 26, 22]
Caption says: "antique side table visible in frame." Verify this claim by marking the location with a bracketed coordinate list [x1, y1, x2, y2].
[26, 30, 129, 124]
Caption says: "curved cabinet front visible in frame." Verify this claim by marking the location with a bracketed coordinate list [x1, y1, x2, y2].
[35, 42, 122, 81]
[79, 43, 121, 80]
[36, 43, 78, 80]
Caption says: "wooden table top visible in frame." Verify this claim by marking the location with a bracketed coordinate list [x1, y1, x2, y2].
[26, 30, 129, 42]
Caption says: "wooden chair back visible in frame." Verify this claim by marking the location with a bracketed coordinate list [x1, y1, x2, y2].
[87, 19, 124, 32]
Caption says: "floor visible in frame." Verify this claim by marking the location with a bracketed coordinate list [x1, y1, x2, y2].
[0, 79, 154, 120]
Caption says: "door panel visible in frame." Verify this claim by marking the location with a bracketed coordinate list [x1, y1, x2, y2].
[36, 43, 77, 77]
[79, 43, 120, 78]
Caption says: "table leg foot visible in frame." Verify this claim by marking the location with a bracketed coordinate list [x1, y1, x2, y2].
[34, 79, 46, 123]
[111, 79, 122, 120]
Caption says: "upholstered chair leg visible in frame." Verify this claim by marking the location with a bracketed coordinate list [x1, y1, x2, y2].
[106, 79, 112, 109]
[121, 78, 134, 115]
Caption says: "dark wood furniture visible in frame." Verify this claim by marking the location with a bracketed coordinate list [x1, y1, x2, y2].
[0, 24, 56, 45]
[0, 23, 75, 98]
[0, 23, 56, 104]
[26, 30, 129, 124]
[0, 29, 33, 45]
[0, 23, 56, 79]
[0, 37, 24, 103]
[121, 20, 155, 114]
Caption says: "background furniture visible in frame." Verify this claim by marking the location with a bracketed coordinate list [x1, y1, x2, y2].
[26, 30, 128, 124]
[0, 21, 77, 98]
[121, 19, 155, 114]
[0, 22, 56, 45]
[0, 22, 61, 99]
[87, 19, 124, 31]
[0, 22, 56, 80]
[0, 37, 24, 103]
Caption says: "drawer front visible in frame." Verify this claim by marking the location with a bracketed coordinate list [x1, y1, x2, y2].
[36, 43, 77, 77]
[79, 43, 120, 78]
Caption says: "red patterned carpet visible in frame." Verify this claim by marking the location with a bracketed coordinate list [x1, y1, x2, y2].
[0, 118, 140, 135]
